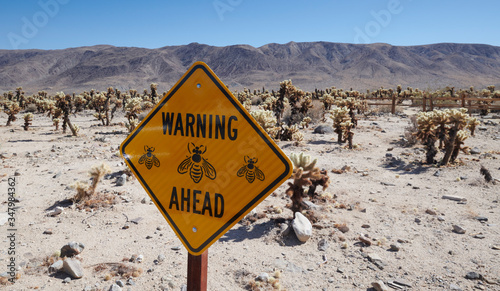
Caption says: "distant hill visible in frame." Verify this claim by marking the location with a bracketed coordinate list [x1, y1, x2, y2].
[1, 42, 500, 94]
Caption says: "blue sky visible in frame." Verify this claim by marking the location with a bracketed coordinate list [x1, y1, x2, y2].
[0, 0, 499, 50]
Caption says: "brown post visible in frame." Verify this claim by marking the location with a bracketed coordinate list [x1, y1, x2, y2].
[391, 95, 396, 114]
[187, 250, 208, 291]
[430, 96, 434, 111]
[423, 96, 427, 112]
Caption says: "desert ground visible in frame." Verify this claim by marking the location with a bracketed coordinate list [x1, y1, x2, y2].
[0, 106, 499, 291]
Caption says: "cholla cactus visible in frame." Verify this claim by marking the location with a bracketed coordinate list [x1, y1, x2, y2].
[125, 97, 142, 121]
[415, 108, 474, 165]
[250, 110, 279, 139]
[55, 92, 78, 136]
[441, 108, 469, 165]
[23, 113, 33, 130]
[415, 111, 438, 163]
[334, 97, 361, 127]
[286, 153, 329, 213]
[3, 101, 21, 126]
[125, 117, 139, 133]
[467, 117, 480, 136]
[329, 106, 351, 145]
[300, 117, 312, 129]
[277, 124, 304, 142]
[53, 118, 60, 131]
[320, 93, 336, 110]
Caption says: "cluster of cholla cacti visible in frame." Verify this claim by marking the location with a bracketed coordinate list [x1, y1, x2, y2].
[286, 153, 330, 214]
[1, 82, 498, 144]
[0, 83, 164, 134]
[415, 108, 480, 165]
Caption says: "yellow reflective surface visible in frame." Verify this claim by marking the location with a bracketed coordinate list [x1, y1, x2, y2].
[120, 62, 292, 255]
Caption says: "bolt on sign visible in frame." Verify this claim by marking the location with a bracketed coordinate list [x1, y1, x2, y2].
[120, 62, 293, 255]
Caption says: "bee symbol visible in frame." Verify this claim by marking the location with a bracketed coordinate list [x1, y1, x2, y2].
[237, 156, 265, 183]
[138, 145, 160, 170]
[178, 143, 216, 183]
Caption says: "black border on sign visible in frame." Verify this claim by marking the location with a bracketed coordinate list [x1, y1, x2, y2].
[121, 63, 291, 254]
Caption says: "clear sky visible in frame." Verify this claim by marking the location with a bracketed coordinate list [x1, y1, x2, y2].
[0, 0, 498, 50]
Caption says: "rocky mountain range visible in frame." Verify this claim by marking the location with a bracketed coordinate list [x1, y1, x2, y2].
[1, 41, 500, 94]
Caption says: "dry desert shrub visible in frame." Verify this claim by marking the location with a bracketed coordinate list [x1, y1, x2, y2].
[72, 163, 116, 209]
[403, 115, 419, 146]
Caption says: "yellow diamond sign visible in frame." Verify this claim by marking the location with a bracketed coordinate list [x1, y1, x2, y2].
[120, 62, 293, 255]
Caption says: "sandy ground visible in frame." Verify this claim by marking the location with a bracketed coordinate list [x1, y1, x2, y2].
[0, 107, 499, 291]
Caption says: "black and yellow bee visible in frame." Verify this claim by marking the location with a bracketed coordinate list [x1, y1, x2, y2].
[237, 156, 265, 183]
[138, 145, 160, 170]
[178, 143, 216, 183]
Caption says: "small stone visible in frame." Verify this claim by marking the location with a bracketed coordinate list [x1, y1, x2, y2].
[465, 272, 481, 280]
[313, 125, 334, 134]
[438, 216, 445, 222]
[425, 209, 437, 215]
[157, 254, 166, 262]
[131, 217, 143, 224]
[450, 284, 462, 291]
[116, 174, 127, 186]
[48, 260, 64, 273]
[336, 267, 344, 273]
[318, 239, 329, 251]
[473, 234, 485, 239]
[302, 200, 321, 210]
[256, 272, 269, 282]
[434, 170, 441, 177]
[361, 224, 370, 228]
[452, 225, 466, 234]
[359, 236, 372, 246]
[328, 277, 335, 283]
[470, 147, 481, 155]
[336, 224, 349, 233]
[126, 278, 135, 286]
[108, 283, 122, 291]
[389, 243, 401, 252]
[136, 254, 144, 263]
[171, 246, 181, 251]
[43, 229, 53, 235]
[292, 212, 312, 242]
[48, 207, 63, 217]
[474, 216, 488, 222]
[63, 258, 84, 279]
[53, 172, 61, 179]
[116, 280, 125, 287]
[414, 218, 421, 224]
[63, 277, 72, 284]
[14, 170, 21, 176]
[372, 280, 389, 291]
[122, 224, 130, 229]
[492, 245, 500, 250]
[367, 253, 386, 270]
[61, 241, 85, 257]
[393, 279, 412, 288]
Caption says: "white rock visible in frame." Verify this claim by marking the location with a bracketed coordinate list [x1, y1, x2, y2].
[63, 258, 84, 279]
[48, 207, 63, 217]
[292, 212, 312, 242]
